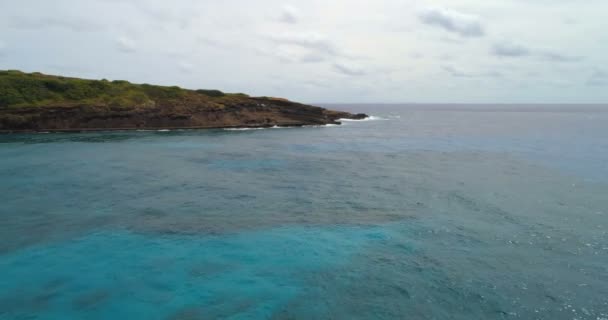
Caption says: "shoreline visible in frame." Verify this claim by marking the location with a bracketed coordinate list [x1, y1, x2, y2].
[0, 120, 359, 134]
[0, 71, 369, 134]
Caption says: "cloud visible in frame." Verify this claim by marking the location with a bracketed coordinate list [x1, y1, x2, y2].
[442, 65, 503, 78]
[177, 61, 194, 73]
[332, 62, 366, 76]
[442, 65, 474, 78]
[491, 42, 531, 57]
[437, 54, 455, 61]
[299, 54, 325, 63]
[268, 32, 338, 56]
[264, 31, 365, 64]
[418, 7, 484, 38]
[271, 45, 326, 63]
[0, 41, 5, 56]
[197, 36, 235, 51]
[439, 36, 465, 45]
[126, 0, 196, 29]
[483, 70, 504, 78]
[262, 31, 353, 63]
[409, 52, 424, 60]
[116, 36, 137, 53]
[278, 5, 300, 24]
[490, 41, 584, 63]
[302, 78, 333, 89]
[587, 69, 608, 86]
[8, 16, 101, 32]
[538, 50, 583, 62]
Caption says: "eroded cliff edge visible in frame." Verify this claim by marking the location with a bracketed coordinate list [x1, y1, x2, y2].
[0, 70, 367, 132]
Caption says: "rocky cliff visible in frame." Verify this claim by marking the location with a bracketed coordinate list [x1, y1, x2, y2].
[0, 70, 367, 132]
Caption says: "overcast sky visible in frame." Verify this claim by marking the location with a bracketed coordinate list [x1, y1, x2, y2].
[1, 0, 607, 103]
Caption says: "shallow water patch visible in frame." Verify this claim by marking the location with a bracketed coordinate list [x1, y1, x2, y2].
[0, 225, 395, 319]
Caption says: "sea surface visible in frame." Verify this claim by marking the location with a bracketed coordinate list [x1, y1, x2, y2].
[1, 104, 607, 319]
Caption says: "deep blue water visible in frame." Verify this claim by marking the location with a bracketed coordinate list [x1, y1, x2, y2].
[1, 104, 607, 319]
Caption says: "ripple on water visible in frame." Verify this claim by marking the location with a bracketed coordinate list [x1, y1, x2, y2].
[1, 107, 608, 319]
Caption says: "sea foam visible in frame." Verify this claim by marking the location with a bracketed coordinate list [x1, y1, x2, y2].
[339, 115, 388, 122]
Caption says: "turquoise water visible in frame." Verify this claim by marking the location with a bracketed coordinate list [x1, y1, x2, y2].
[1, 104, 607, 319]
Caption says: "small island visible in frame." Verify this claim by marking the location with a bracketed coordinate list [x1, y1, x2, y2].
[0, 70, 367, 133]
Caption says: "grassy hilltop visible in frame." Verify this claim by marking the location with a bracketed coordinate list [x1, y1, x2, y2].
[0, 70, 249, 109]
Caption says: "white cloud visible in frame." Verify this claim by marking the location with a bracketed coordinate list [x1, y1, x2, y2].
[116, 36, 136, 53]
[332, 62, 366, 76]
[442, 65, 474, 78]
[587, 69, 608, 86]
[273, 45, 326, 63]
[267, 31, 338, 56]
[8, 16, 101, 32]
[278, 5, 300, 24]
[442, 65, 503, 79]
[418, 7, 484, 38]
[491, 42, 531, 57]
[178, 61, 194, 73]
[538, 50, 583, 62]
[409, 52, 424, 60]
[491, 41, 584, 62]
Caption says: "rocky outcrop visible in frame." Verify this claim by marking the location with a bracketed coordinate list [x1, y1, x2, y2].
[0, 99, 367, 132]
[0, 71, 367, 132]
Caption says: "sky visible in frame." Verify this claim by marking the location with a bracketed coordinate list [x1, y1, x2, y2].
[0, 0, 607, 103]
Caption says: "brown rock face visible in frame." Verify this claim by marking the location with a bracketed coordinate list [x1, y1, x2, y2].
[0, 98, 367, 132]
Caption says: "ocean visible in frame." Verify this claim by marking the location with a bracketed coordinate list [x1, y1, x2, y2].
[0, 104, 607, 319]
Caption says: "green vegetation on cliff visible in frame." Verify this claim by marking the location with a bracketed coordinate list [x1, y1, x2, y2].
[0, 70, 247, 109]
[0, 70, 364, 132]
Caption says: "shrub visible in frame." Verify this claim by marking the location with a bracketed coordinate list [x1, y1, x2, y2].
[196, 89, 225, 97]
[0, 86, 25, 106]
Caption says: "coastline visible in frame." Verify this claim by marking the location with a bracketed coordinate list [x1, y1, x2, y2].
[0, 71, 368, 134]
[0, 118, 370, 134]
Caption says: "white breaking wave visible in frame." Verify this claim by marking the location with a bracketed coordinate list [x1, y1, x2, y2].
[223, 127, 266, 131]
[303, 123, 340, 128]
[224, 123, 341, 131]
[338, 115, 388, 122]
[224, 125, 291, 131]
[157, 129, 171, 132]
